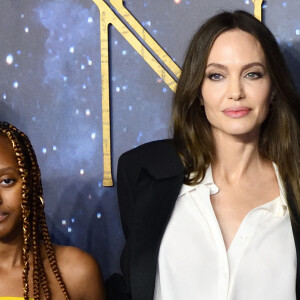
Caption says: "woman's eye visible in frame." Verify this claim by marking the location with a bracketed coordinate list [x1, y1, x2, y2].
[246, 72, 262, 79]
[1, 178, 15, 186]
[208, 73, 224, 81]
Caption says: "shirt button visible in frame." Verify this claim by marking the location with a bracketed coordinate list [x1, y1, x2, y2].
[224, 272, 229, 280]
[240, 234, 247, 240]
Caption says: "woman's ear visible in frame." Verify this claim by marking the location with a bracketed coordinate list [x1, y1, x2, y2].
[270, 89, 276, 102]
[199, 94, 204, 106]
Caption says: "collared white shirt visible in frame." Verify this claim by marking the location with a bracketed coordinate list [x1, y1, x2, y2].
[153, 165, 296, 300]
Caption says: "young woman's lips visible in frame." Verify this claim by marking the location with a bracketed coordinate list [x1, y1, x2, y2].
[223, 107, 251, 118]
[0, 212, 8, 222]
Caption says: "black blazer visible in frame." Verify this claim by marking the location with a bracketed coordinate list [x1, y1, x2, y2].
[107, 139, 300, 300]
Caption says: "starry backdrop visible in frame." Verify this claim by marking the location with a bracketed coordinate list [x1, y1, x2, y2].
[0, 0, 299, 279]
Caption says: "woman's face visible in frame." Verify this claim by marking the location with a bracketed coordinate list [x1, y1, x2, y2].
[201, 29, 273, 140]
[0, 135, 23, 242]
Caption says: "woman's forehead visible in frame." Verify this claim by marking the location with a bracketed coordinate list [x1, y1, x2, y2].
[0, 135, 18, 167]
[207, 29, 265, 66]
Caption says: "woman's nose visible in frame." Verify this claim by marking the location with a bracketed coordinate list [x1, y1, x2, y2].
[227, 78, 245, 101]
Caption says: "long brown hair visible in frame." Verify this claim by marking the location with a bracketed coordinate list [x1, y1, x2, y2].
[172, 10, 300, 222]
[0, 122, 70, 299]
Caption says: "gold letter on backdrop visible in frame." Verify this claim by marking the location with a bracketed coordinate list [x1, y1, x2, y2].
[92, 0, 262, 186]
[252, 0, 263, 21]
[93, 0, 180, 186]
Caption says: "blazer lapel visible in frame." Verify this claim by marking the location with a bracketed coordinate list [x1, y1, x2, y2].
[285, 180, 300, 299]
[292, 223, 300, 299]
[130, 149, 185, 300]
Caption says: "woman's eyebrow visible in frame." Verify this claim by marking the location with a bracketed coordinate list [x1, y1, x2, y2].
[206, 62, 266, 70]
[0, 167, 19, 173]
[205, 63, 228, 70]
[242, 62, 266, 70]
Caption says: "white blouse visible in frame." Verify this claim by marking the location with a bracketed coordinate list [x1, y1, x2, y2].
[153, 165, 296, 300]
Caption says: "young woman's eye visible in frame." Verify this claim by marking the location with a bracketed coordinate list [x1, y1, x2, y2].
[208, 73, 224, 81]
[246, 72, 262, 79]
[0, 178, 15, 186]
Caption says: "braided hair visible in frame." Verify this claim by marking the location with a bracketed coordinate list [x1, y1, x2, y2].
[0, 122, 70, 299]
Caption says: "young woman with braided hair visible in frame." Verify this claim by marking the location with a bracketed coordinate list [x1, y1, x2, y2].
[0, 122, 105, 299]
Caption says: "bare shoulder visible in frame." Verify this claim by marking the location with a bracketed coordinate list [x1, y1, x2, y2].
[54, 245, 106, 300]
[54, 245, 98, 272]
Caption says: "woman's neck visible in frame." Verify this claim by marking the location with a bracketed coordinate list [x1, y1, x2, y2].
[212, 131, 269, 184]
[0, 238, 23, 268]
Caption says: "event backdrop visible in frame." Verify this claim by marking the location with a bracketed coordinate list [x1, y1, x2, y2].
[1, 0, 300, 279]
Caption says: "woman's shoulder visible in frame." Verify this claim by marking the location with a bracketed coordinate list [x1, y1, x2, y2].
[120, 139, 175, 159]
[52, 245, 105, 299]
[54, 245, 100, 277]
[118, 139, 184, 179]
[118, 139, 179, 167]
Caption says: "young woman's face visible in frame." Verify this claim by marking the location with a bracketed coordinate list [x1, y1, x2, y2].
[201, 29, 273, 140]
[0, 135, 23, 242]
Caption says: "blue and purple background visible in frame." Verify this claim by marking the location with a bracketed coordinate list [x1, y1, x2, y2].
[1, 0, 300, 279]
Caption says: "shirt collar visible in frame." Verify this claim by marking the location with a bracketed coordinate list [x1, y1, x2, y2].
[272, 163, 287, 206]
[261, 196, 287, 218]
[178, 163, 288, 218]
[179, 165, 218, 197]
[267, 162, 287, 217]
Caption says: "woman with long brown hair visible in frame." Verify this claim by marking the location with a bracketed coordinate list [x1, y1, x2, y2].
[108, 10, 300, 300]
[0, 122, 105, 299]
